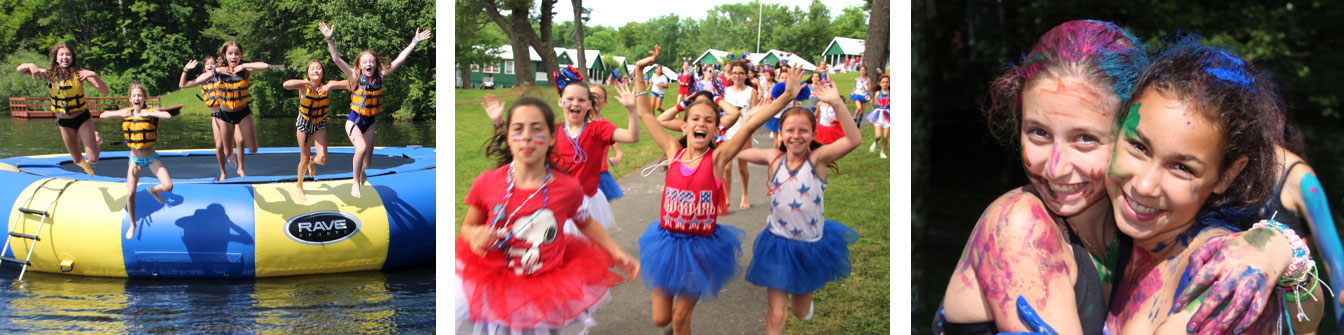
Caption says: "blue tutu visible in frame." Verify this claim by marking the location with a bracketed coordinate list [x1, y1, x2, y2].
[764, 117, 781, 133]
[638, 220, 745, 300]
[745, 220, 858, 295]
[597, 171, 624, 200]
[849, 93, 869, 103]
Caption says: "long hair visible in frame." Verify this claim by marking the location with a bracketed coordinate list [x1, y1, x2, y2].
[983, 20, 1147, 147]
[217, 40, 249, 80]
[304, 59, 325, 82]
[559, 80, 596, 122]
[44, 43, 82, 82]
[677, 100, 723, 150]
[348, 50, 390, 91]
[1124, 34, 1279, 209]
[127, 80, 148, 109]
[775, 107, 840, 175]
[483, 97, 558, 168]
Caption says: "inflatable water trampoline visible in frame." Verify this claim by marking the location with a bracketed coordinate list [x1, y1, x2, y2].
[0, 146, 435, 278]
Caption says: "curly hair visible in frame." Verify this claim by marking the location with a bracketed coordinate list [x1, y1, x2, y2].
[1123, 34, 1279, 208]
[984, 20, 1147, 146]
[44, 43, 83, 83]
[483, 97, 558, 168]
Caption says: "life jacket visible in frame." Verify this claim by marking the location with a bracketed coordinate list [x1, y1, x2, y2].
[122, 110, 159, 150]
[197, 75, 222, 108]
[350, 75, 383, 117]
[298, 85, 329, 122]
[48, 73, 87, 115]
[216, 69, 251, 111]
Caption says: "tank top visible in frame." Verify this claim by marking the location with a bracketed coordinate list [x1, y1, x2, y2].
[765, 153, 826, 242]
[852, 77, 869, 96]
[659, 148, 723, 236]
[1256, 161, 1306, 233]
[723, 85, 753, 115]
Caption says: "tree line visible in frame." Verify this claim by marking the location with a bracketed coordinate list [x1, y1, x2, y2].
[1, 0, 435, 120]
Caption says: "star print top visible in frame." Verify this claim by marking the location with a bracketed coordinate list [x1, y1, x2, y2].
[659, 148, 725, 236]
[465, 165, 589, 276]
[766, 153, 826, 242]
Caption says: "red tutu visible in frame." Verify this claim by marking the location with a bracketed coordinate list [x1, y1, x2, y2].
[815, 119, 845, 145]
[456, 237, 624, 329]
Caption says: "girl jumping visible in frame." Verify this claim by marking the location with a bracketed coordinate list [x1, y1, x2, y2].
[282, 60, 348, 201]
[99, 82, 173, 240]
[16, 43, 110, 175]
[319, 21, 431, 198]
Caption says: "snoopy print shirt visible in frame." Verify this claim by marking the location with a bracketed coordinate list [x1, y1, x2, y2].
[466, 165, 589, 276]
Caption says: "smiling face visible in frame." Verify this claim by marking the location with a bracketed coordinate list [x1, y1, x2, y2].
[129, 86, 147, 109]
[682, 104, 719, 150]
[779, 111, 815, 153]
[204, 57, 216, 72]
[558, 84, 592, 125]
[1018, 75, 1118, 217]
[307, 61, 324, 82]
[729, 64, 748, 86]
[508, 105, 556, 166]
[1106, 88, 1238, 242]
[55, 47, 73, 68]
[878, 76, 890, 90]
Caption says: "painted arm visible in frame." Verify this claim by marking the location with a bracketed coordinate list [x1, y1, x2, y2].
[320, 22, 354, 78]
[78, 69, 109, 95]
[940, 192, 1083, 333]
[608, 81, 641, 144]
[384, 28, 432, 77]
[1175, 226, 1303, 333]
[713, 66, 802, 169]
[574, 216, 639, 283]
[1299, 172, 1344, 318]
[809, 77, 862, 167]
[631, 45, 680, 159]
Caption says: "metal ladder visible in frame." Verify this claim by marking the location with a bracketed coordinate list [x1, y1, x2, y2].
[2, 178, 75, 280]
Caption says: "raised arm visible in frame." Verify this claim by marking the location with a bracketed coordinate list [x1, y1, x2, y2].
[78, 69, 109, 95]
[481, 94, 505, 127]
[714, 66, 802, 168]
[179, 60, 200, 88]
[608, 81, 641, 144]
[320, 22, 354, 78]
[15, 63, 46, 79]
[809, 77, 862, 167]
[384, 28, 431, 77]
[717, 98, 740, 130]
[657, 101, 686, 130]
[632, 45, 680, 158]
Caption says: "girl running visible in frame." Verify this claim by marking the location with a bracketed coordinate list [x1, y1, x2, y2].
[632, 44, 805, 335]
[850, 65, 870, 125]
[282, 60, 348, 201]
[591, 85, 627, 202]
[319, 21, 432, 198]
[738, 76, 861, 335]
[722, 60, 760, 209]
[650, 65, 670, 111]
[16, 43, 110, 176]
[456, 96, 639, 334]
[99, 82, 173, 240]
[864, 74, 890, 158]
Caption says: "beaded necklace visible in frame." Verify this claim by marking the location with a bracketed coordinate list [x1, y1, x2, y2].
[487, 162, 552, 251]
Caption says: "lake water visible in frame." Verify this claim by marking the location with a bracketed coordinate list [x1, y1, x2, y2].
[0, 113, 437, 333]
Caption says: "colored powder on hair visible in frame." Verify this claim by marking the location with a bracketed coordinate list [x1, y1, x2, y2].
[1204, 67, 1254, 87]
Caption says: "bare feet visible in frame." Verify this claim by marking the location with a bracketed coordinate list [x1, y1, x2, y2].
[351, 182, 363, 198]
[296, 185, 308, 202]
[95, 131, 104, 144]
[739, 195, 751, 209]
[149, 188, 163, 203]
[236, 168, 247, 177]
[126, 223, 134, 239]
[217, 172, 227, 182]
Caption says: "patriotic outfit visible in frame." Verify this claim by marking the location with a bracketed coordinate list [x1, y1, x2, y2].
[814, 104, 845, 145]
[456, 165, 622, 333]
[849, 77, 870, 103]
[744, 153, 857, 294]
[554, 120, 619, 232]
[639, 148, 745, 299]
[864, 90, 891, 128]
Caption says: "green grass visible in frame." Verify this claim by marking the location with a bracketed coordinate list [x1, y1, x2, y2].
[452, 72, 889, 333]
[161, 86, 215, 116]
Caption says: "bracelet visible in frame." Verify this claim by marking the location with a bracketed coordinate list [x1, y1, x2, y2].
[634, 91, 649, 97]
[1253, 219, 1313, 286]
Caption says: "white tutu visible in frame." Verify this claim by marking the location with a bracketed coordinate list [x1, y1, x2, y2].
[564, 190, 617, 237]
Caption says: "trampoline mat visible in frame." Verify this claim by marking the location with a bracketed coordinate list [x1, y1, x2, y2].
[61, 153, 415, 179]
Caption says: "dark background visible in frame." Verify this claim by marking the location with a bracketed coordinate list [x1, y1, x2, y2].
[911, 0, 1344, 333]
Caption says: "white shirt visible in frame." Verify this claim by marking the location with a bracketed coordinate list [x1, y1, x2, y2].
[650, 75, 668, 94]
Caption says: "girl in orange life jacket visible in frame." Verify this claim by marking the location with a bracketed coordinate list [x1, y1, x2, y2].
[16, 43, 111, 175]
[736, 77, 862, 334]
[319, 21, 431, 199]
[183, 41, 271, 180]
[632, 44, 804, 335]
[99, 82, 174, 240]
[283, 60, 348, 202]
[179, 56, 234, 180]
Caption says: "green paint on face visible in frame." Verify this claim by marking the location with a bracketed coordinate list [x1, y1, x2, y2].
[1122, 103, 1142, 138]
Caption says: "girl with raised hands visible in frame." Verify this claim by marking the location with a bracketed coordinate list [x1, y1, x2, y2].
[180, 41, 269, 180]
[736, 76, 861, 334]
[179, 57, 233, 181]
[319, 21, 431, 198]
[456, 96, 639, 334]
[16, 43, 110, 175]
[632, 44, 805, 335]
[99, 82, 173, 240]
[282, 60, 348, 201]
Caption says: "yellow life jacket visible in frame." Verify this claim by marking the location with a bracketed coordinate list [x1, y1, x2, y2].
[350, 75, 383, 116]
[298, 85, 329, 122]
[197, 76, 222, 108]
[217, 69, 251, 111]
[48, 73, 87, 115]
[122, 110, 159, 150]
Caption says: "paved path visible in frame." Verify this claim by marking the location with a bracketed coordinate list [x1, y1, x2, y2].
[593, 128, 777, 334]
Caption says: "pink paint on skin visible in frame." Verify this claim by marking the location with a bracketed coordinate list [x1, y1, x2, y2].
[1048, 143, 1062, 178]
[1107, 246, 1171, 330]
[954, 194, 1071, 314]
